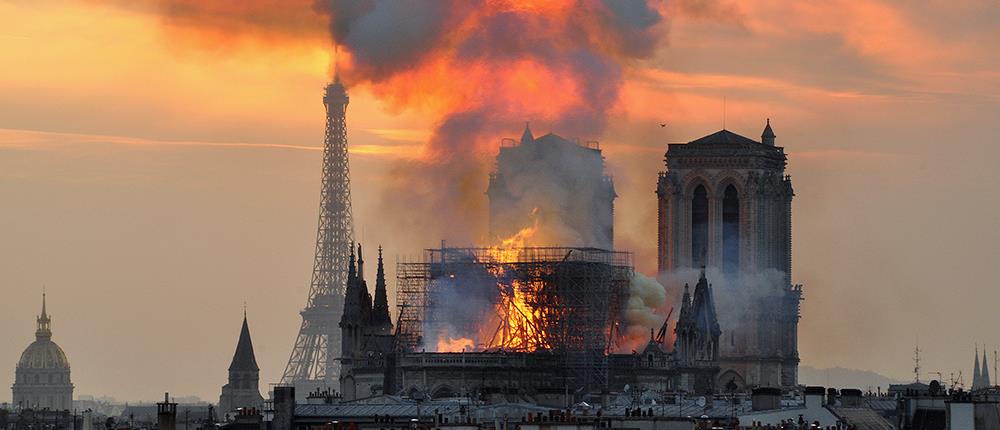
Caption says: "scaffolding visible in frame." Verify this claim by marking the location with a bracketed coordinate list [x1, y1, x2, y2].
[395, 246, 633, 390]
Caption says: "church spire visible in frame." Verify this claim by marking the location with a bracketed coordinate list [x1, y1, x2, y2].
[371, 245, 393, 333]
[36, 290, 51, 340]
[520, 122, 534, 144]
[984, 349, 992, 388]
[357, 243, 365, 283]
[975, 344, 983, 389]
[348, 243, 357, 284]
[229, 312, 260, 371]
[761, 118, 776, 146]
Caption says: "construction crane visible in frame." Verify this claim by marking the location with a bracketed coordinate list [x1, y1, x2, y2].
[952, 371, 965, 390]
[654, 307, 675, 345]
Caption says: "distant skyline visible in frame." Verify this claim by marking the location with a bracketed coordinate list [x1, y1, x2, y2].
[2, 0, 1000, 402]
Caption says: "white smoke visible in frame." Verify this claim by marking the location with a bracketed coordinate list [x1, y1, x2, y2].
[656, 267, 789, 337]
[621, 272, 669, 351]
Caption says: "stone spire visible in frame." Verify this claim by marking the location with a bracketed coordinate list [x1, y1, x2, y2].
[974, 345, 983, 389]
[36, 291, 52, 340]
[341, 244, 360, 325]
[520, 122, 534, 144]
[356, 243, 365, 284]
[371, 245, 393, 333]
[673, 268, 722, 394]
[229, 313, 260, 372]
[348, 243, 357, 285]
[984, 350, 992, 388]
[357, 243, 373, 322]
[220, 311, 263, 413]
[690, 267, 721, 337]
[761, 118, 776, 146]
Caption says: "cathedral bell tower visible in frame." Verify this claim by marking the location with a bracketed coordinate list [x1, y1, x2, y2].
[219, 311, 264, 414]
[657, 120, 802, 389]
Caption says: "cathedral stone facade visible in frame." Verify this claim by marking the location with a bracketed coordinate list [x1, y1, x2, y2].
[339, 244, 394, 400]
[656, 121, 802, 389]
[13, 294, 73, 410]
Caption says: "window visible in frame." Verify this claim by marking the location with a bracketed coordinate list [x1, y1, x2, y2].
[722, 185, 740, 275]
[691, 185, 708, 267]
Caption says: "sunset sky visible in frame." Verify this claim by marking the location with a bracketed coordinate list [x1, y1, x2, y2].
[2, 0, 999, 402]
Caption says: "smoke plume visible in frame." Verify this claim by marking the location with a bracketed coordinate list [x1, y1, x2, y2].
[319, 0, 667, 244]
[119, 0, 670, 250]
[657, 267, 788, 346]
[621, 272, 669, 352]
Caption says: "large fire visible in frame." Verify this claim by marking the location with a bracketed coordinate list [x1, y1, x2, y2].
[481, 221, 552, 352]
[432, 217, 556, 353]
[127, 0, 670, 354]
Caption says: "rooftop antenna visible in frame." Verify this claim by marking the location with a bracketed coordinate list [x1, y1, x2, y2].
[914, 336, 921, 383]
[723, 96, 727, 130]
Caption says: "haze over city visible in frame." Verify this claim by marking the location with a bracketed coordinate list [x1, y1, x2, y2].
[2, 0, 999, 406]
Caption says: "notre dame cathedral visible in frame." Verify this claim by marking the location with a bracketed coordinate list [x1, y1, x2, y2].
[656, 120, 802, 389]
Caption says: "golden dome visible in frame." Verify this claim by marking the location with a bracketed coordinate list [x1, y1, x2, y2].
[18, 339, 70, 369]
[17, 292, 71, 370]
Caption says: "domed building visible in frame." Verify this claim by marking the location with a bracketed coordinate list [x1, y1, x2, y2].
[12, 293, 73, 410]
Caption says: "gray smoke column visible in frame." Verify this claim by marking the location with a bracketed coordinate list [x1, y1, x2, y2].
[488, 132, 615, 247]
[319, 0, 667, 244]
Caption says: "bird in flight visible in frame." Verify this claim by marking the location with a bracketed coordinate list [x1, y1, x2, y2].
[659, 123, 667, 127]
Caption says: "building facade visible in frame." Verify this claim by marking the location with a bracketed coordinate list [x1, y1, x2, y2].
[339, 244, 394, 400]
[218, 313, 264, 415]
[12, 294, 73, 410]
[656, 121, 802, 389]
[342, 246, 722, 399]
[672, 268, 722, 394]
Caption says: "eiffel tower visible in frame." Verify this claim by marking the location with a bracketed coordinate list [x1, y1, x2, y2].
[280, 74, 354, 388]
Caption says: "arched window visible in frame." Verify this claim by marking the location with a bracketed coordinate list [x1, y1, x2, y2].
[722, 185, 740, 275]
[691, 185, 709, 267]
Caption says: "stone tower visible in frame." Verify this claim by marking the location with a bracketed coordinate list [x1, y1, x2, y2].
[487, 125, 616, 249]
[656, 120, 802, 389]
[339, 244, 371, 399]
[218, 312, 264, 414]
[370, 246, 393, 335]
[13, 293, 73, 410]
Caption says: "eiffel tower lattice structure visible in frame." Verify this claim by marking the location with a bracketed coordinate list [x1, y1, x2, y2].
[280, 76, 354, 387]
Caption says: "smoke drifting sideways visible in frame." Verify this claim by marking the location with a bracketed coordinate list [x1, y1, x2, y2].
[653, 267, 789, 344]
[321, 0, 667, 246]
[119, 1, 665, 243]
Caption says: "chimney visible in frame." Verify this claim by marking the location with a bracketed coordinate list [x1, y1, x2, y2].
[751, 387, 782, 411]
[157, 393, 177, 430]
[272, 386, 296, 430]
[840, 389, 863, 407]
[804, 386, 826, 408]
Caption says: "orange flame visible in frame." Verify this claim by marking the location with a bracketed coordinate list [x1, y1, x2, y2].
[436, 336, 475, 352]
[473, 213, 554, 352]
